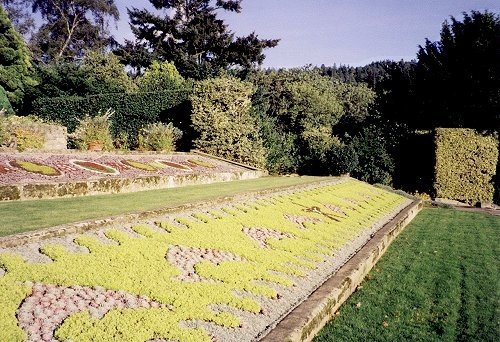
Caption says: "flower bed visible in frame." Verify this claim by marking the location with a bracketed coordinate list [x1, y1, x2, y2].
[156, 160, 192, 171]
[71, 160, 119, 175]
[121, 160, 157, 171]
[0, 180, 410, 341]
[10, 160, 61, 176]
[0, 153, 246, 185]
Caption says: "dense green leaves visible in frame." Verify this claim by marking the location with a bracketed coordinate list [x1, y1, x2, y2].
[0, 4, 36, 111]
[249, 69, 376, 175]
[0, 84, 13, 114]
[137, 61, 186, 93]
[32, 90, 190, 146]
[191, 76, 266, 167]
[80, 51, 137, 94]
[434, 128, 499, 205]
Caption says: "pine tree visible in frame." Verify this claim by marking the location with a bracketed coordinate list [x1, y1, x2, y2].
[0, 4, 36, 111]
[125, 0, 279, 79]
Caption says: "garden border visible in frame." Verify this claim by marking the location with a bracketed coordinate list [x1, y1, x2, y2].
[260, 199, 423, 342]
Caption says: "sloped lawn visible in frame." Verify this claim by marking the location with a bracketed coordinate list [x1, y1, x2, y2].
[315, 208, 499, 341]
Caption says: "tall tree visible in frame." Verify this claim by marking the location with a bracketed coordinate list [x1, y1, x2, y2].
[125, 0, 279, 79]
[1, 0, 34, 37]
[416, 10, 500, 130]
[0, 4, 37, 111]
[27, 0, 119, 62]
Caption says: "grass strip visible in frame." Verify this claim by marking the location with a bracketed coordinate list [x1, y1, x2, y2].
[314, 208, 500, 342]
[0, 176, 326, 237]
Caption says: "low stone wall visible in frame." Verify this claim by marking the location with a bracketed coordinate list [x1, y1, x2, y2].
[42, 125, 67, 151]
[261, 200, 423, 342]
[0, 170, 266, 201]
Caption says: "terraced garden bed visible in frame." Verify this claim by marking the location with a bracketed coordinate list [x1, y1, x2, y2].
[0, 179, 412, 341]
[0, 152, 264, 201]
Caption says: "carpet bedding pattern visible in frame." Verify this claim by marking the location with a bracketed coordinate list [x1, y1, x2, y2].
[0, 152, 246, 185]
[0, 179, 411, 341]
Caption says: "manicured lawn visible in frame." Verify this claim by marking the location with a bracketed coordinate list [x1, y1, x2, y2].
[0, 176, 326, 237]
[314, 208, 499, 342]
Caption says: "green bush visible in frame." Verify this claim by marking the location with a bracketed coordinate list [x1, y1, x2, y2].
[69, 109, 114, 151]
[350, 126, 395, 185]
[32, 90, 190, 146]
[137, 61, 186, 92]
[191, 76, 267, 168]
[138, 122, 182, 152]
[0, 115, 46, 151]
[434, 128, 499, 205]
[0, 85, 14, 115]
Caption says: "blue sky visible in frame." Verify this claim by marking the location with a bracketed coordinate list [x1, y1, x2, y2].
[113, 0, 499, 67]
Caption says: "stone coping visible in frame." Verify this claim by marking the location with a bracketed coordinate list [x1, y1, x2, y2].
[260, 199, 423, 342]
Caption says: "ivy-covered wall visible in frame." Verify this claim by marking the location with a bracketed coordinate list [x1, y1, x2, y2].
[434, 128, 499, 205]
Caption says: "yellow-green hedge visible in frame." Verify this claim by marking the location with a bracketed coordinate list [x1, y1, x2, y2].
[434, 128, 499, 205]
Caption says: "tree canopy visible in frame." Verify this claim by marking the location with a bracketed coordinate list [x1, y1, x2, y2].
[27, 0, 119, 62]
[125, 0, 279, 79]
[416, 10, 500, 129]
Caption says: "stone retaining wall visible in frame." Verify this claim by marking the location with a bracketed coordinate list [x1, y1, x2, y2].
[0, 170, 266, 201]
[42, 125, 67, 150]
[261, 200, 423, 342]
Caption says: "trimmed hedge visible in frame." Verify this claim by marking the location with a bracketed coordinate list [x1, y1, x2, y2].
[31, 90, 190, 144]
[434, 128, 499, 205]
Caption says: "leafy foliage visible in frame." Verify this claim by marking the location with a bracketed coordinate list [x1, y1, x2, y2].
[434, 128, 499, 205]
[0, 4, 37, 110]
[0, 115, 47, 151]
[27, 0, 119, 61]
[0, 84, 14, 115]
[137, 61, 186, 92]
[69, 109, 114, 151]
[350, 126, 395, 185]
[249, 69, 375, 174]
[191, 76, 266, 167]
[32, 90, 190, 146]
[80, 51, 137, 94]
[416, 11, 500, 129]
[138, 122, 182, 152]
[125, 0, 279, 79]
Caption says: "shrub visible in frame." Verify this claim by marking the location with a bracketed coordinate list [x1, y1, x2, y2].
[32, 90, 190, 146]
[0, 115, 46, 151]
[0, 85, 14, 115]
[69, 109, 114, 151]
[81, 51, 138, 95]
[434, 128, 499, 205]
[328, 144, 359, 176]
[350, 126, 395, 185]
[191, 76, 267, 168]
[137, 61, 186, 92]
[137, 122, 182, 152]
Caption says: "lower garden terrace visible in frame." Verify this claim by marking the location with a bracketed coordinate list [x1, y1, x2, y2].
[0, 152, 263, 201]
[0, 178, 413, 341]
